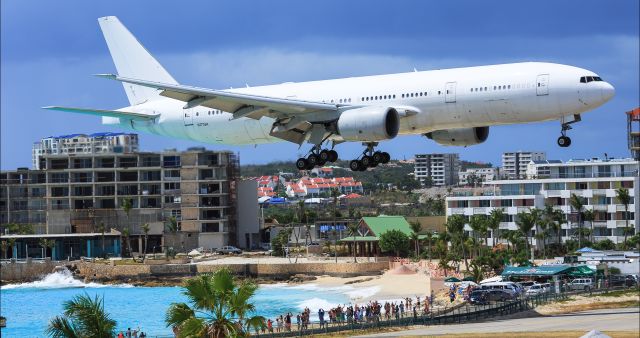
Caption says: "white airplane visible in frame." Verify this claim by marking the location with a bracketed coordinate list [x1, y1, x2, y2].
[45, 16, 615, 171]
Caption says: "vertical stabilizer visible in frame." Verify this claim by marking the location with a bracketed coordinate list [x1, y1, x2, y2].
[98, 16, 178, 105]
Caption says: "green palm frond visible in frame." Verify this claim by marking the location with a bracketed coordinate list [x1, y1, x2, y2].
[165, 303, 196, 329]
[46, 316, 81, 338]
[178, 317, 207, 338]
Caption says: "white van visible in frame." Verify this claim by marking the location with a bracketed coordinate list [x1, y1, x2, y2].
[480, 282, 519, 296]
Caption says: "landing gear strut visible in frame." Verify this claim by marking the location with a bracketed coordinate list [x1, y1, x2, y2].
[349, 142, 390, 172]
[557, 114, 580, 148]
[295, 145, 338, 171]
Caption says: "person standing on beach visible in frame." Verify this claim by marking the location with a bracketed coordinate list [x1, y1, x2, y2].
[318, 308, 325, 328]
[117, 332, 124, 338]
[296, 313, 301, 331]
[126, 328, 131, 338]
[267, 318, 273, 333]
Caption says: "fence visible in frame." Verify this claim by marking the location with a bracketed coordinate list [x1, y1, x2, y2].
[251, 285, 635, 338]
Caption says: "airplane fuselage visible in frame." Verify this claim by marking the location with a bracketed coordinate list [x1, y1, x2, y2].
[106, 62, 613, 146]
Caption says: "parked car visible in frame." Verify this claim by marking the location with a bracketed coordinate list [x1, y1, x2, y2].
[217, 246, 242, 255]
[480, 282, 519, 297]
[566, 278, 594, 291]
[609, 275, 638, 287]
[525, 284, 547, 296]
[519, 281, 536, 290]
[469, 290, 489, 305]
[486, 289, 514, 302]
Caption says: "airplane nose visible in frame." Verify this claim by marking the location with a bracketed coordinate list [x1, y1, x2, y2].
[601, 82, 615, 102]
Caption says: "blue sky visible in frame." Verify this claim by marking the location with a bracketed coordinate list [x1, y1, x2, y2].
[1, 0, 639, 169]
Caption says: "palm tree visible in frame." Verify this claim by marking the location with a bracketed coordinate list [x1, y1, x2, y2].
[583, 209, 595, 244]
[347, 222, 359, 263]
[39, 238, 55, 259]
[616, 188, 631, 248]
[46, 293, 116, 338]
[96, 222, 107, 258]
[165, 268, 265, 338]
[446, 215, 468, 271]
[409, 221, 422, 257]
[166, 216, 179, 233]
[488, 208, 504, 248]
[122, 227, 131, 258]
[515, 210, 537, 257]
[469, 215, 488, 257]
[142, 223, 150, 262]
[569, 194, 585, 248]
[1, 240, 9, 260]
[331, 188, 341, 263]
[424, 230, 433, 261]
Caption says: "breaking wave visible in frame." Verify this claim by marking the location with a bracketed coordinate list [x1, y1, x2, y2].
[1, 269, 132, 290]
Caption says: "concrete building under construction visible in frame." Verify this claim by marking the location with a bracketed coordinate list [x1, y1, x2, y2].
[628, 107, 640, 160]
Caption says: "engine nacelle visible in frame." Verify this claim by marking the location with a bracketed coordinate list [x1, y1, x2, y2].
[337, 106, 399, 141]
[425, 126, 490, 146]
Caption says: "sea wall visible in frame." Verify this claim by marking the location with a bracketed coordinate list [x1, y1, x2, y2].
[0, 259, 59, 282]
[1, 260, 389, 283]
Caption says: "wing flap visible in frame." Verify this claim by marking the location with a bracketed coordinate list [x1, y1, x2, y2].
[43, 106, 159, 121]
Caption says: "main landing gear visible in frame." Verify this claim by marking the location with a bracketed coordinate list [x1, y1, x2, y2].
[557, 114, 581, 148]
[295, 146, 339, 170]
[349, 142, 390, 172]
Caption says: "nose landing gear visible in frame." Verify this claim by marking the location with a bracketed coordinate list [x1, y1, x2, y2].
[557, 114, 581, 148]
[349, 142, 391, 171]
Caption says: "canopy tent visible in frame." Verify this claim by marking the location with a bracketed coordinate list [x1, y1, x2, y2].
[501, 265, 595, 278]
[444, 277, 461, 283]
[462, 276, 476, 282]
[576, 247, 598, 253]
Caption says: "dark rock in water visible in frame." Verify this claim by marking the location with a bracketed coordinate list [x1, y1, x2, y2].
[288, 274, 317, 284]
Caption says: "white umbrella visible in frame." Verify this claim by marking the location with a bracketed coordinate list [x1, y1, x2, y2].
[188, 249, 202, 256]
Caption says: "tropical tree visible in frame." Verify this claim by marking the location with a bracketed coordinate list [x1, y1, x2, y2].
[166, 216, 179, 233]
[582, 209, 595, 244]
[378, 230, 410, 257]
[142, 223, 150, 261]
[330, 188, 341, 263]
[488, 208, 504, 248]
[446, 215, 469, 271]
[346, 222, 359, 263]
[46, 293, 116, 338]
[616, 188, 631, 248]
[165, 268, 265, 337]
[515, 210, 538, 258]
[569, 194, 585, 248]
[122, 227, 131, 258]
[0, 240, 13, 259]
[424, 230, 434, 261]
[409, 221, 422, 257]
[39, 238, 55, 259]
[469, 215, 488, 257]
[96, 222, 107, 258]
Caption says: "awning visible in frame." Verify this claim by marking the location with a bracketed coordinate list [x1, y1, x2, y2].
[338, 236, 379, 242]
[502, 265, 595, 277]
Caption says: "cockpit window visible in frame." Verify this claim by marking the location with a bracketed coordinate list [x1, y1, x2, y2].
[580, 76, 603, 83]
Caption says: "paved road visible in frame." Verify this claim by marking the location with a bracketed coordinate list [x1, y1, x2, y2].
[357, 308, 640, 337]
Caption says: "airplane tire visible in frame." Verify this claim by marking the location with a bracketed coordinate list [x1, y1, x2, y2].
[296, 158, 309, 170]
[349, 160, 362, 171]
[373, 151, 384, 163]
[361, 155, 374, 167]
[307, 154, 320, 167]
[381, 152, 391, 163]
[557, 136, 571, 147]
[319, 150, 331, 162]
[328, 150, 338, 162]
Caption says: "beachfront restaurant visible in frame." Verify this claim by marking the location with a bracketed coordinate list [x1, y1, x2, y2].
[338, 215, 434, 257]
[501, 265, 596, 291]
[1, 231, 121, 260]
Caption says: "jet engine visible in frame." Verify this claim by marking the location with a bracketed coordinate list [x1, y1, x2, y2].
[337, 106, 399, 141]
[425, 126, 490, 146]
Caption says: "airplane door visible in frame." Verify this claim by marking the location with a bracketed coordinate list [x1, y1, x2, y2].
[445, 82, 457, 103]
[536, 74, 549, 96]
[183, 109, 193, 126]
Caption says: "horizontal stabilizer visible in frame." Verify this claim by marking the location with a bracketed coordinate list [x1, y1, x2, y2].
[43, 106, 159, 121]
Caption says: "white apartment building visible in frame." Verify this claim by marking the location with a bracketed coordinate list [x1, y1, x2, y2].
[447, 158, 639, 247]
[414, 153, 460, 187]
[459, 167, 499, 186]
[33, 132, 139, 169]
[502, 151, 546, 179]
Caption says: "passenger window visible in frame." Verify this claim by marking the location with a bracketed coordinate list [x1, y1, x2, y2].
[393, 95, 396, 99]
[493, 86, 496, 90]
[484, 87, 487, 91]
[508, 85, 511, 89]
[438, 91, 441, 95]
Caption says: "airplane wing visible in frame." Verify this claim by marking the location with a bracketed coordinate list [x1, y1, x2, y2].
[42, 106, 160, 121]
[96, 74, 339, 120]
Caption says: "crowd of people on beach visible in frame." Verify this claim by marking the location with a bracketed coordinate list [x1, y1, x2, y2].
[261, 293, 439, 334]
[116, 327, 146, 338]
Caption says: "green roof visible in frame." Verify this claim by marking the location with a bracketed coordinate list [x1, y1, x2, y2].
[362, 216, 412, 237]
[338, 236, 379, 242]
[501, 265, 595, 277]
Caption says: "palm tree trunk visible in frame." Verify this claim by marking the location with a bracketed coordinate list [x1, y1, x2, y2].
[623, 206, 629, 249]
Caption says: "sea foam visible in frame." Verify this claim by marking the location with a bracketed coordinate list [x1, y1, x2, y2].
[1, 269, 132, 290]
